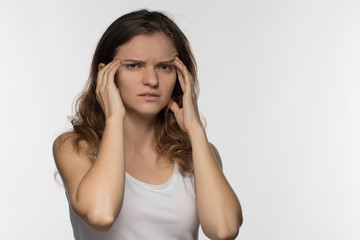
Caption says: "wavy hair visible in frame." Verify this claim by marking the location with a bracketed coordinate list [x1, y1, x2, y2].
[69, 9, 199, 175]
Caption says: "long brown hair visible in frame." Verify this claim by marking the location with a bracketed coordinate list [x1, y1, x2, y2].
[69, 9, 199, 175]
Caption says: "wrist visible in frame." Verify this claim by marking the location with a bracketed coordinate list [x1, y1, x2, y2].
[188, 126, 206, 143]
[105, 116, 125, 128]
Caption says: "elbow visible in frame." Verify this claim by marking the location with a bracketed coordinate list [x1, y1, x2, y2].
[85, 211, 115, 232]
[215, 227, 239, 240]
[70, 197, 121, 232]
[72, 204, 116, 232]
[213, 216, 243, 240]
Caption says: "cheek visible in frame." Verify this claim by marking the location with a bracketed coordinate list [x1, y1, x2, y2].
[115, 73, 136, 103]
[115, 71, 137, 91]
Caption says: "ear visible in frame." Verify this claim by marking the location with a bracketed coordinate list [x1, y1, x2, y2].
[98, 63, 105, 72]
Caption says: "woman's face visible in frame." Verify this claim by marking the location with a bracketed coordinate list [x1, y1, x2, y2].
[113, 33, 178, 117]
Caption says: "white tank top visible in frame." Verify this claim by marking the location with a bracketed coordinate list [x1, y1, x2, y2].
[67, 163, 200, 239]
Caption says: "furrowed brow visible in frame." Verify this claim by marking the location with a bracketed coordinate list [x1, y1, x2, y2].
[122, 59, 146, 64]
[122, 58, 176, 65]
[157, 58, 176, 65]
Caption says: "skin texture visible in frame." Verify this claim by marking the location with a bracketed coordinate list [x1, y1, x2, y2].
[114, 33, 178, 118]
[53, 32, 242, 238]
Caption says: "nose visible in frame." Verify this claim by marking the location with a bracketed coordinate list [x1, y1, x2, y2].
[142, 67, 159, 87]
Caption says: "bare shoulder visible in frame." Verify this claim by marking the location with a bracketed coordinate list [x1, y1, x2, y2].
[52, 132, 93, 196]
[53, 132, 92, 159]
[209, 142, 223, 170]
[53, 132, 75, 152]
[53, 131, 94, 166]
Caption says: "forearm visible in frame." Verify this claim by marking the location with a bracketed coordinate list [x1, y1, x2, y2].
[190, 128, 242, 239]
[74, 117, 125, 229]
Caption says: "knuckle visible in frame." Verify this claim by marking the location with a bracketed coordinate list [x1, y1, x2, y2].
[105, 85, 113, 91]
[109, 67, 117, 73]
[99, 88, 105, 94]
[107, 69, 117, 76]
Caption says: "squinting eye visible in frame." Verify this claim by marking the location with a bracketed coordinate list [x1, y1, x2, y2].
[159, 65, 172, 71]
[127, 64, 138, 69]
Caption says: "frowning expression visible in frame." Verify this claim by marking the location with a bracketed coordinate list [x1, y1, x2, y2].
[114, 33, 178, 117]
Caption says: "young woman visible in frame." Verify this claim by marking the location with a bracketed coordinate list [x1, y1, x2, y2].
[53, 9, 242, 240]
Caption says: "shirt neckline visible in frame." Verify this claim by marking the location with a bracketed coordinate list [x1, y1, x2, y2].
[125, 163, 178, 191]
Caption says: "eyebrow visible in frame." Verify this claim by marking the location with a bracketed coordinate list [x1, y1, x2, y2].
[122, 58, 176, 65]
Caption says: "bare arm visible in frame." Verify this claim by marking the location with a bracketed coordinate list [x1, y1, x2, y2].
[53, 120, 125, 231]
[190, 129, 242, 239]
[53, 59, 126, 231]
[169, 57, 242, 239]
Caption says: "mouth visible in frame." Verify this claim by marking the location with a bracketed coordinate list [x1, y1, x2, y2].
[139, 92, 160, 101]
[139, 92, 160, 97]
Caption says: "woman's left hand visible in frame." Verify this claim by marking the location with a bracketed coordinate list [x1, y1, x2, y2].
[168, 57, 203, 135]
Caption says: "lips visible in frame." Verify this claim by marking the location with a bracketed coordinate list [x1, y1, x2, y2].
[139, 92, 160, 97]
[138, 92, 160, 101]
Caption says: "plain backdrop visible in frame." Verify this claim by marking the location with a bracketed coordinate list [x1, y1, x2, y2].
[1, 0, 359, 239]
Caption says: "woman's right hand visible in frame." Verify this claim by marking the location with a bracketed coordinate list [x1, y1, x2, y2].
[96, 59, 125, 120]
[54, 60, 127, 231]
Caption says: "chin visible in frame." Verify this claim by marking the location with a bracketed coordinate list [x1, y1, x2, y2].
[125, 105, 166, 118]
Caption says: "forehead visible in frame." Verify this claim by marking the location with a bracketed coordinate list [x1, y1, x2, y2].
[114, 33, 177, 60]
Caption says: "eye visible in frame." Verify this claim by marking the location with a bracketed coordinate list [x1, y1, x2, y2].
[159, 65, 173, 71]
[127, 64, 139, 69]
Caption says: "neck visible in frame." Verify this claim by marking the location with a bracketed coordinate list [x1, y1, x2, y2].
[123, 111, 158, 154]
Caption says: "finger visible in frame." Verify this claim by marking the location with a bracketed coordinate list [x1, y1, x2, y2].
[96, 60, 120, 111]
[96, 60, 118, 93]
[176, 68, 186, 93]
[101, 60, 120, 91]
[168, 99, 180, 115]
[104, 60, 121, 90]
[174, 58, 193, 93]
[180, 62, 193, 93]
[174, 60, 187, 93]
[97, 60, 117, 82]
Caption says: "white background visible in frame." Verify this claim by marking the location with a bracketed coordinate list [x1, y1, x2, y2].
[1, 0, 359, 239]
